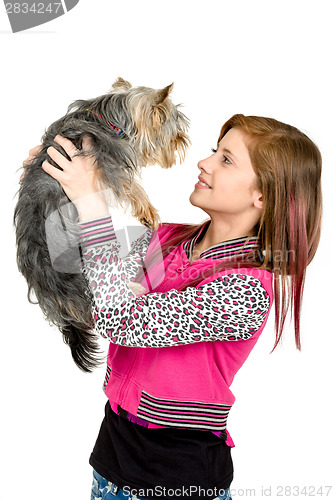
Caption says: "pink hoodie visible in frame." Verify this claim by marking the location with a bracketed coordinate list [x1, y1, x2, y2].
[79, 216, 273, 447]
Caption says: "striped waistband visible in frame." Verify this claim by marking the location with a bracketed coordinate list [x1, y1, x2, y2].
[136, 390, 232, 432]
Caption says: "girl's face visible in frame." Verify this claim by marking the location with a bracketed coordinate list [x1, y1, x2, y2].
[189, 127, 263, 219]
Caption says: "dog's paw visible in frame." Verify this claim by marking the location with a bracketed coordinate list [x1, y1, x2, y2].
[139, 204, 161, 230]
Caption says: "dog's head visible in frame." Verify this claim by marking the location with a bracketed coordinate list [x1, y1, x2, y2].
[106, 77, 191, 168]
[67, 78, 190, 169]
[111, 77, 190, 168]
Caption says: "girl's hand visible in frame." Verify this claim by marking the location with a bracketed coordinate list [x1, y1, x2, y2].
[127, 281, 147, 296]
[20, 145, 43, 182]
[42, 135, 109, 221]
[42, 135, 98, 202]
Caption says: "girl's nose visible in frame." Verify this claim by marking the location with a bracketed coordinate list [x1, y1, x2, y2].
[197, 155, 212, 173]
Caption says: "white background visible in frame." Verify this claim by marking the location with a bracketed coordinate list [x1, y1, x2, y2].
[1, 1, 332, 499]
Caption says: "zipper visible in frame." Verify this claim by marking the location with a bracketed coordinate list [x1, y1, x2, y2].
[176, 261, 192, 273]
[117, 260, 193, 406]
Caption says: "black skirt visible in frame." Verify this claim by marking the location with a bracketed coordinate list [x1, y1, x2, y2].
[89, 401, 234, 500]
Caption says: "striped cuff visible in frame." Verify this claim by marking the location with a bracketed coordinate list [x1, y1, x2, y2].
[78, 215, 117, 249]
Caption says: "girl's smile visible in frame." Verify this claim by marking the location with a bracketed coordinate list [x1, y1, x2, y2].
[194, 180, 211, 189]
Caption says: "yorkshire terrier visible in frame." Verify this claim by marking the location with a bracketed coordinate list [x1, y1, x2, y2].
[13, 77, 190, 372]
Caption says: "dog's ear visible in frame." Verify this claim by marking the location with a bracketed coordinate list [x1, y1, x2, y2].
[110, 77, 132, 91]
[153, 83, 174, 107]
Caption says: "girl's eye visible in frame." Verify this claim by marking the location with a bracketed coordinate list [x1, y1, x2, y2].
[211, 148, 232, 165]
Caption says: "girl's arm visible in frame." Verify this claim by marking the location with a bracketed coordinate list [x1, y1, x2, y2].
[41, 135, 270, 347]
[79, 216, 271, 348]
[79, 214, 154, 288]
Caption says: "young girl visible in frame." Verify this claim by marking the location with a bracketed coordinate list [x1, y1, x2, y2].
[26, 113, 322, 500]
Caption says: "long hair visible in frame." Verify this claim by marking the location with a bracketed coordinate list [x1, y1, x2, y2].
[137, 114, 322, 352]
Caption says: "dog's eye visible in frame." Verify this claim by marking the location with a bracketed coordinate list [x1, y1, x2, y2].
[211, 148, 217, 154]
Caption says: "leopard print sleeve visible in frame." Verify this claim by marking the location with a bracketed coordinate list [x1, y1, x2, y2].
[121, 228, 154, 283]
[79, 215, 154, 283]
[78, 217, 271, 348]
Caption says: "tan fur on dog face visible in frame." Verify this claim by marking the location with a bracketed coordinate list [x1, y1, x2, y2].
[125, 83, 190, 169]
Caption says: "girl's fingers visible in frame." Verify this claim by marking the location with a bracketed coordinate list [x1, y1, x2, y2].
[47, 146, 71, 170]
[82, 135, 94, 151]
[42, 160, 64, 183]
[127, 282, 147, 296]
[53, 134, 79, 159]
[22, 145, 43, 169]
[23, 156, 34, 167]
[29, 145, 43, 156]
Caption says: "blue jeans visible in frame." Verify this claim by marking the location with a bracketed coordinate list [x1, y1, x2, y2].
[91, 469, 232, 500]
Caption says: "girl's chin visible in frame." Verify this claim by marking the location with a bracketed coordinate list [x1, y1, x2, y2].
[189, 195, 207, 209]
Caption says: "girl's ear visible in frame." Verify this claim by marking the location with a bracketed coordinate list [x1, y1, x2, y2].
[254, 191, 264, 210]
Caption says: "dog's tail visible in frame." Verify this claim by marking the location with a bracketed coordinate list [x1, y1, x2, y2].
[61, 323, 104, 373]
